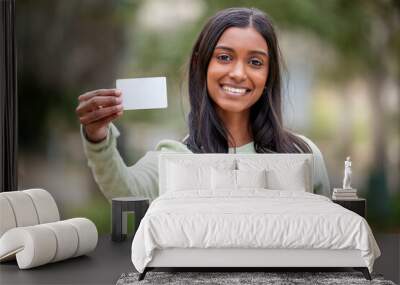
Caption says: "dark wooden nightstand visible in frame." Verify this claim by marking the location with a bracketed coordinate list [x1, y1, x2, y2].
[112, 197, 150, 242]
[332, 198, 366, 218]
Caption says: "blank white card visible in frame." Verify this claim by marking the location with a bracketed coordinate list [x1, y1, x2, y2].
[116, 77, 168, 110]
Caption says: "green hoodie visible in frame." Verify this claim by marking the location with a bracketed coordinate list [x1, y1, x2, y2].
[81, 123, 331, 203]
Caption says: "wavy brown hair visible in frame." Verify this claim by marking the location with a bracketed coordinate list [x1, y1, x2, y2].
[183, 7, 311, 154]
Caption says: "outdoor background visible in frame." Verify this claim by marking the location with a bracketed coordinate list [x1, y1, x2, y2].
[17, 0, 399, 234]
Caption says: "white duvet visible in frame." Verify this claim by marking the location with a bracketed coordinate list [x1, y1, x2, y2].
[131, 190, 380, 273]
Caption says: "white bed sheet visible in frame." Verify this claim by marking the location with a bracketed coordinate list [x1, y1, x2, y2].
[131, 190, 380, 273]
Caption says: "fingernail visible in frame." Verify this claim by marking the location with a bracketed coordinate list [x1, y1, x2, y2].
[115, 90, 122, 95]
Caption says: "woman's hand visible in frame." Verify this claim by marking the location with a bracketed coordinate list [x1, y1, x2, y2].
[76, 89, 123, 143]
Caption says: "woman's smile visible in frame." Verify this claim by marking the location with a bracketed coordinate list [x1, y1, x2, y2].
[220, 84, 252, 97]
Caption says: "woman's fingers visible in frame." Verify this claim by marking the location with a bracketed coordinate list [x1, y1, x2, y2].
[76, 95, 122, 116]
[87, 111, 123, 132]
[100, 111, 123, 126]
[79, 104, 123, 125]
[78, 89, 121, 102]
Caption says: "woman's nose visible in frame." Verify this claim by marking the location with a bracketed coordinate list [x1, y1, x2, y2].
[228, 61, 247, 82]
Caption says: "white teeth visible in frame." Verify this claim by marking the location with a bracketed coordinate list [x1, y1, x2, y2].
[222, 85, 247, 95]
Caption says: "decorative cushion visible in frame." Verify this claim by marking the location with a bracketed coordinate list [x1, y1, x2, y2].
[266, 161, 309, 191]
[237, 169, 268, 188]
[158, 154, 236, 195]
[238, 158, 311, 192]
[166, 162, 211, 191]
[211, 168, 236, 190]
[211, 168, 268, 190]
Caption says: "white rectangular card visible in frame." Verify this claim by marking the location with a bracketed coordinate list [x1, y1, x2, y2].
[116, 77, 168, 110]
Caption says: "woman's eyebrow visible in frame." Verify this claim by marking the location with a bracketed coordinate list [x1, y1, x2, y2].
[215, 45, 268, 57]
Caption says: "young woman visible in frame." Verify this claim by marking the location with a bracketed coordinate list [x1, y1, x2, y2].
[76, 7, 330, 202]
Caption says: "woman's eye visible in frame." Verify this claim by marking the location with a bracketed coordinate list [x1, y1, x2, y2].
[216, 54, 232, 62]
[249, 58, 263, 66]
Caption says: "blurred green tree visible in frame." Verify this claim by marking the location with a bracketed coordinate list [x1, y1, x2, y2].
[17, 0, 137, 151]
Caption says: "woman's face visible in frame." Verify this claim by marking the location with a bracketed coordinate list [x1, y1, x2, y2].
[207, 26, 269, 115]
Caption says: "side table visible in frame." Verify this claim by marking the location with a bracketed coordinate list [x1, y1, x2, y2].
[112, 197, 149, 242]
[332, 198, 366, 218]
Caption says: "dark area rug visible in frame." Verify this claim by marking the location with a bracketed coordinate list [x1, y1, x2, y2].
[116, 271, 396, 285]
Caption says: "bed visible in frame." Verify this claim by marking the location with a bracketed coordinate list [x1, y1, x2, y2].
[131, 153, 381, 281]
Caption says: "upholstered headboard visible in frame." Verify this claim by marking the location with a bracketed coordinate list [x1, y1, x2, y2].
[158, 153, 314, 195]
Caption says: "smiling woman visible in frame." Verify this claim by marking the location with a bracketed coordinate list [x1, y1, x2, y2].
[77, 7, 331, 203]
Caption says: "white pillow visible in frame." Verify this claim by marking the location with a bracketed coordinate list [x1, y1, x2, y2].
[167, 162, 211, 191]
[267, 161, 309, 191]
[211, 168, 236, 190]
[237, 169, 268, 188]
[211, 168, 268, 190]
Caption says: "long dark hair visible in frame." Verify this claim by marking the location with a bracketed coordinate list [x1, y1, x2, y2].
[183, 7, 311, 154]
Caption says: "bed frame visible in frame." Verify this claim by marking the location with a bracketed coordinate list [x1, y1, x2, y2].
[136, 154, 372, 281]
[138, 248, 371, 280]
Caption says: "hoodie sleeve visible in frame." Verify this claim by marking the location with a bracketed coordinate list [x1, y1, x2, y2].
[80, 123, 190, 203]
